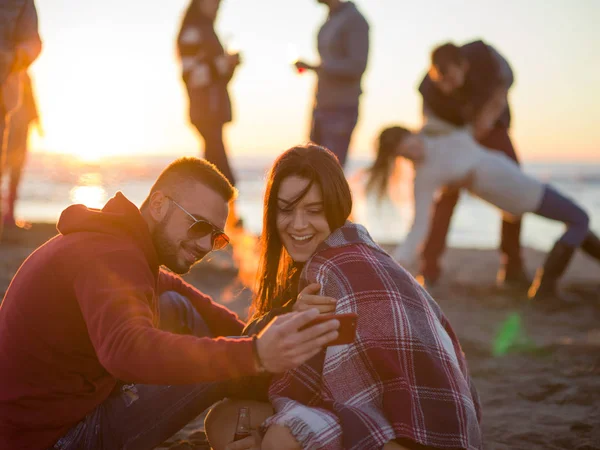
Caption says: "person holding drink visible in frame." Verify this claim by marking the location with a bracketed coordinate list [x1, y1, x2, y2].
[177, 0, 240, 190]
[294, 0, 370, 168]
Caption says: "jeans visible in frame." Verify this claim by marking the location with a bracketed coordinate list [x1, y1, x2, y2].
[535, 186, 589, 248]
[51, 291, 227, 450]
[420, 125, 523, 281]
[194, 121, 236, 187]
[310, 106, 359, 168]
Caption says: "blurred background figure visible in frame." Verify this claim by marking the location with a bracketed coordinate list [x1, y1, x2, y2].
[295, 0, 369, 168]
[0, 0, 41, 238]
[177, 0, 239, 186]
[417, 40, 525, 288]
[3, 72, 40, 228]
[177, 0, 242, 226]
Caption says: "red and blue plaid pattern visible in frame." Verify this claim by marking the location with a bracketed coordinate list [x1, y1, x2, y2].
[264, 223, 482, 449]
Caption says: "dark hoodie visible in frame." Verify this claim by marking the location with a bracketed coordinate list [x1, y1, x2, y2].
[419, 40, 512, 128]
[0, 193, 256, 450]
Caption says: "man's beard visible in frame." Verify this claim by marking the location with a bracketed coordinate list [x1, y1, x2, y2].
[152, 219, 190, 274]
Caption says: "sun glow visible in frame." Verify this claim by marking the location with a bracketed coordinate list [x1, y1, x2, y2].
[29, 25, 192, 161]
[28, 1, 600, 163]
[69, 173, 107, 208]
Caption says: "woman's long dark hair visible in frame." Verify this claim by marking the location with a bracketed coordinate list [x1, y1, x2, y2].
[251, 144, 353, 319]
[365, 126, 411, 200]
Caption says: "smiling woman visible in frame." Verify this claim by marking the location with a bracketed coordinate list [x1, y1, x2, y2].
[205, 144, 482, 450]
[276, 176, 332, 263]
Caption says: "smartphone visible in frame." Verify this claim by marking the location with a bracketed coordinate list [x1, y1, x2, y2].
[300, 313, 358, 346]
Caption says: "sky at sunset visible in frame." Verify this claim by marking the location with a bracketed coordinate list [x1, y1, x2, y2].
[29, 0, 600, 161]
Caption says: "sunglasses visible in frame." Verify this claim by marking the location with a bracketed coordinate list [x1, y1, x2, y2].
[166, 196, 230, 250]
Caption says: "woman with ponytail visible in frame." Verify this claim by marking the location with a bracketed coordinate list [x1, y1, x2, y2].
[367, 125, 600, 303]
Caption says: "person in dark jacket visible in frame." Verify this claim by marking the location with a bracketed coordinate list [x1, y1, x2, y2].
[295, 0, 369, 168]
[417, 40, 527, 288]
[0, 157, 340, 450]
[177, 0, 240, 187]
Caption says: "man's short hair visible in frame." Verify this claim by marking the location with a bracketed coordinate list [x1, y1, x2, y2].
[431, 42, 464, 75]
[147, 157, 237, 204]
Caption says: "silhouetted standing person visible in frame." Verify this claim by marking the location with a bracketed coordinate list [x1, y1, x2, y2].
[177, 0, 240, 187]
[0, 0, 41, 238]
[417, 41, 526, 288]
[4, 72, 40, 227]
[295, 0, 369, 168]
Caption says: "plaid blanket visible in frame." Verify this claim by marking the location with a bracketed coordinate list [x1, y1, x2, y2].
[263, 223, 482, 449]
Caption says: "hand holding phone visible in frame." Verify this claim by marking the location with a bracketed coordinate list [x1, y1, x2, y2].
[300, 313, 358, 346]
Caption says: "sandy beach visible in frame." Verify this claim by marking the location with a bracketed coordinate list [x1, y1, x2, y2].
[1, 224, 599, 450]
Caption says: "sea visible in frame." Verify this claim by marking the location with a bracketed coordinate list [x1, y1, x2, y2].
[8, 152, 600, 251]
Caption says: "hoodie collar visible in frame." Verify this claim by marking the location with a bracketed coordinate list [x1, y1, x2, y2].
[57, 192, 160, 273]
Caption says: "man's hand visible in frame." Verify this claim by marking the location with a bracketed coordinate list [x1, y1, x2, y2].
[11, 46, 36, 72]
[215, 53, 242, 77]
[293, 283, 337, 314]
[256, 309, 339, 373]
[227, 52, 242, 68]
[225, 430, 262, 450]
[294, 60, 316, 72]
[33, 118, 44, 137]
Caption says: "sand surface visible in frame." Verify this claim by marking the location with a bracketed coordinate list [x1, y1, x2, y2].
[1, 224, 599, 450]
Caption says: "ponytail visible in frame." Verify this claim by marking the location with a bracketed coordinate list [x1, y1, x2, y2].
[366, 126, 410, 200]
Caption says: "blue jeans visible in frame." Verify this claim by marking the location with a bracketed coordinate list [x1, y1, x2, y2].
[310, 106, 359, 168]
[535, 185, 590, 247]
[51, 291, 227, 450]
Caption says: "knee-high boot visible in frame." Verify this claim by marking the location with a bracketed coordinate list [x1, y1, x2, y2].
[580, 231, 600, 262]
[528, 241, 576, 302]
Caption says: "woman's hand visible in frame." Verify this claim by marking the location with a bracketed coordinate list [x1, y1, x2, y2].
[224, 430, 262, 450]
[293, 283, 337, 314]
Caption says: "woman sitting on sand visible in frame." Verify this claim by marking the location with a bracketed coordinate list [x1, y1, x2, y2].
[205, 144, 482, 450]
[367, 125, 600, 303]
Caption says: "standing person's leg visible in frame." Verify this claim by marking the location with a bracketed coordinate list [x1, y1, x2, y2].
[419, 188, 461, 285]
[4, 121, 28, 226]
[528, 186, 590, 302]
[194, 121, 236, 187]
[309, 108, 358, 168]
[478, 126, 527, 285]
[194, 121, 241, 229]
[51, 291, 229, 450]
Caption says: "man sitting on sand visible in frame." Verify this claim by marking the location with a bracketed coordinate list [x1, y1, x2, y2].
[0, 157, 340, 450]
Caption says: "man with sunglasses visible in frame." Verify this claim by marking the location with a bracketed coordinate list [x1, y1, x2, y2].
[0, 157, 341, 450]
[416, 40, 528, 290]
